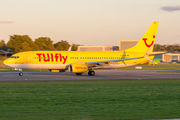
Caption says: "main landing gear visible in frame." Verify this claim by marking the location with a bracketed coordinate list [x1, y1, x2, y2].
[88, 71, 95, 76]
[75, 70, 95, 76]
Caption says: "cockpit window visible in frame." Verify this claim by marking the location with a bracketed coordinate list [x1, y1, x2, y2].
[10, 56, 19, 59]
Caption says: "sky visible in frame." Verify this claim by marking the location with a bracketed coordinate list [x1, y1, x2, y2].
[0, 0, 180, 46]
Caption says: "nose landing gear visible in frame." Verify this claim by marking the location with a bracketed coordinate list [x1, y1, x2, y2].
[19, 72, 23, 76]
[13, 68, 23, 76]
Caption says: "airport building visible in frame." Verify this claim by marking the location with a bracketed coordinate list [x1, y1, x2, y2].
[119, 40, 139, 51]
[162, 53, 180, 62]
[0, 50, 13, 57]
[77, 40, 139, 52]
[153, 52, 180, 63]
[77, 46, 114, 51]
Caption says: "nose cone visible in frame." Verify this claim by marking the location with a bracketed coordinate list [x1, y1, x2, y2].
[3, 58, 12, 66]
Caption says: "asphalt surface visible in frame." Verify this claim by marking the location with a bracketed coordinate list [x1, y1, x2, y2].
[0, 69, 180, 82]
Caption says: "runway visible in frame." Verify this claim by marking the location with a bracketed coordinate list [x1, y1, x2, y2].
[0, 69, 180, 82]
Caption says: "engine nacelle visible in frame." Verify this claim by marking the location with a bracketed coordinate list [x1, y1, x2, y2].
[69, 64, 88, 73]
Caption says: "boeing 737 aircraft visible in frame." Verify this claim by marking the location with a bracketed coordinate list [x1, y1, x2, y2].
[3, 21, 159, 76]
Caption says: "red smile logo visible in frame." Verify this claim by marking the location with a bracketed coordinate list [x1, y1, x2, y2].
[143, 35, 155, 48]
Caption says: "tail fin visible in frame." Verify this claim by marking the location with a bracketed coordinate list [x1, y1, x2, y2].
[127, 21, 159, 53]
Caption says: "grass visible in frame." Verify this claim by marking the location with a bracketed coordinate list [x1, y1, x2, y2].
[119, 64, 180, 70]
[96, 64, 180, 70]
[0, 67, 48, 72]
[0, 80, 180, 120]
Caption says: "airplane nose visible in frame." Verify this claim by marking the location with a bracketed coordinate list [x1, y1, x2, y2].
[3, 58, 11, 66]
[3, 59, 8, 66]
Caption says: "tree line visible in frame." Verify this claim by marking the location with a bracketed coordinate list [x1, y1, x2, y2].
[0, 35, 80, 53]
[1, 35, 180, 53]
[153, 44, 180, 52]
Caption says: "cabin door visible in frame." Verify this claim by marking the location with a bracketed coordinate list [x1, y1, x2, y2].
[26, 53, 31, 63]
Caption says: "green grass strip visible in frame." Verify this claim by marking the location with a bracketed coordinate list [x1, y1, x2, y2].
[0, 80, 180, 120]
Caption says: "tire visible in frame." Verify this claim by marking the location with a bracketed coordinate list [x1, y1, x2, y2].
[88, 71, 95, 76]
[19, 72, 23, 76]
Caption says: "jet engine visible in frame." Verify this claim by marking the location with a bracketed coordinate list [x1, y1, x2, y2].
[69, 64, 88, 73]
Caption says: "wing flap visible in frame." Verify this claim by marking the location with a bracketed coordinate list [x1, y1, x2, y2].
[86, 57, 140, 65]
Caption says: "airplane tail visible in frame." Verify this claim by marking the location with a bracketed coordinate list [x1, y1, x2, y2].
[126, 21, 159, 54]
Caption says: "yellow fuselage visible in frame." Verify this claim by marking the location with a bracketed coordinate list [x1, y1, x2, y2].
[3, 51, 153, 70]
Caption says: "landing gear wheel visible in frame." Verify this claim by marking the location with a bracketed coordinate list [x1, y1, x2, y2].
[19, 72, 23, 76]
[88, 71, 95, 76]
[76, 73, 82, 75]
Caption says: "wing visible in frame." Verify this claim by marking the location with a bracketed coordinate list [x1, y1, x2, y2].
[86, 57, 141, 66]
[86, 46, 152, 67]
[149, 52, 166, 56]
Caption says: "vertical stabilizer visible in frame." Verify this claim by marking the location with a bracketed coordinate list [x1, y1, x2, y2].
[126, 21, 159, 53]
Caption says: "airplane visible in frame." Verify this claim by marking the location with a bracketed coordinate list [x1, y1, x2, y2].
[3, 21, 159, 76]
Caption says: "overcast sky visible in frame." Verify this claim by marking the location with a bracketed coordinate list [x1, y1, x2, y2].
[0, 0, 180, 46]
